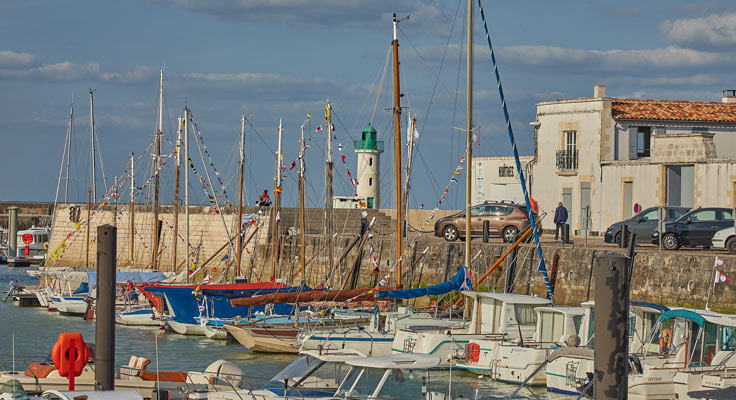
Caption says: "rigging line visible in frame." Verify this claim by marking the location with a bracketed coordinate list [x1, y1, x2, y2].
[244, 118, 277, 155]
[477, 0, 553, 303]
[371, 45, 393, 124]
[417, 0, 465, 146]
[397, 25, 457, 103]
[450, 0, 467, 203]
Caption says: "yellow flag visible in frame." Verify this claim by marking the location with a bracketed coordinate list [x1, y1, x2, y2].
[324, 103, 330, 122]
[307, 112, 311, 119]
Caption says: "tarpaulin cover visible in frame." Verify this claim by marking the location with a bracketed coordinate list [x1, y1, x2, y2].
[377, 267, 471, 299]
[143, 282, 295, 324]
[86, 271, 168, 286]
[230, 288, 379, 307]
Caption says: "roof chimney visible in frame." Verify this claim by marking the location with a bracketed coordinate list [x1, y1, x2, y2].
[594, 85, 606, 99]
[722, 90, 736, 103]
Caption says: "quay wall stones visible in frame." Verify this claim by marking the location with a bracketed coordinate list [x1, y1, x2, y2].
[45, 203, 736, 312]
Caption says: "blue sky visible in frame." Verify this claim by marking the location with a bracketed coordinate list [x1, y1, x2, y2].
[2, 0, 736, 212]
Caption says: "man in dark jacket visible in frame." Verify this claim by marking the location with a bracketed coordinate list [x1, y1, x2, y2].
[553, 202, 568, 241]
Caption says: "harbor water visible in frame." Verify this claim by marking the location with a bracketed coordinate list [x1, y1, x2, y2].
[0, 264, 567, 399]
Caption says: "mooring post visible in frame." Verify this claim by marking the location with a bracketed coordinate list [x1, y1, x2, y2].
[594, 253, 629, 399]
[95, 224, 116, 390]
[8, 206, 18, 257]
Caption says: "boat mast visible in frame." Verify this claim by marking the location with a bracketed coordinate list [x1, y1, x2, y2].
[173, 116, 182, 272]
[130, 153, 135, 266]
[272, 119, 283, 280]
[465, 0, 474, 273]
[299, 123, 306, 283]
[392, 13, 404, 288]
[236, 116, 245, 277]
[89, 89, 97, 204]
[152, 70, 163, 271]
[86, 184, 91, 269]
[53, 99, 74, 229]
[184, 107, 190, 283]
[403, 116, 416, 238]
[113, 176, 118, 227]
[66, 100, 73, 202]
[323, 101, 334, 285]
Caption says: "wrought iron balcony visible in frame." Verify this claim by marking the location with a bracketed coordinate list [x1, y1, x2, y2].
[556, 149, 578, 170]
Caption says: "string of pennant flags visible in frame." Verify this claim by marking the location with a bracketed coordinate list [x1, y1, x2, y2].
[188, 113, 236, 214]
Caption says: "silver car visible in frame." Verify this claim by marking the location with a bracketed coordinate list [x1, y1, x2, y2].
[712, 227, 736, 253]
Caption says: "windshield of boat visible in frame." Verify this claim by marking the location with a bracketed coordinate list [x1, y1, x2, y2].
[0, 379, 30, 400]
[720, 326, 736, 352]
[269, 355, 325, 387]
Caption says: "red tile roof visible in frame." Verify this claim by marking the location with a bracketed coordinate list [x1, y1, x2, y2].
[611, 99, 736, 123]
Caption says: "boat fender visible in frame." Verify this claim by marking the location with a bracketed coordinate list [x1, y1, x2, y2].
[43, 242, 49, 250]
[51, 332, 89, 377]
[659, 329, 672, 353]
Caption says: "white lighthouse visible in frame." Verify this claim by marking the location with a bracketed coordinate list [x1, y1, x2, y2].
[354, 122, 384, 209]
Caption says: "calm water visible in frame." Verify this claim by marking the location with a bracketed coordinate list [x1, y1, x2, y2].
[0, 264, 569, 399]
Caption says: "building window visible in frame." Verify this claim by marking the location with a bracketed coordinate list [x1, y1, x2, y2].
[369, 177, 373, 186]
[369, 157, 373, 166]
[637, 127, 651, 158]
[498, 166, 514, 177]
[556, 130, 578, 170]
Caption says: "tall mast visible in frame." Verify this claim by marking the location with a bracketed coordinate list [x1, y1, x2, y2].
[299, 123, 306, 283]
[323, 101, 334, 285]
[184, 107, 190, 283]
[89, 89, 97, 204]
[130, 153, 135, 266]
[86, 185, 91, 269]
[65, 100, 73, 202]
[152, 70, 163, 271]
[236, 116, 246, 277]
[465, 0, 474, 272]
[113, 177, 118, 227]
[272, 119, 283, 280]
[173, 116, 182, 272]
[53, 100, 73, 230]
[392, 13, 404, 288]
[403, 116, 416, 236]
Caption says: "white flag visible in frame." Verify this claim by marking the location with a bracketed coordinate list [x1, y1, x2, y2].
[406, 118, 419, 143]
[715, 256, 726, 268]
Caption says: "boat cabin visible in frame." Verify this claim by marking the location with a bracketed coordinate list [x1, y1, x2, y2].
[533, 306, 585, 346]
[463, 291, 552, 339]
[652, 309, 736, 367]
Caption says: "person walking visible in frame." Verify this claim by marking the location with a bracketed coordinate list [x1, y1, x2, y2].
[553, 201, 568, 241]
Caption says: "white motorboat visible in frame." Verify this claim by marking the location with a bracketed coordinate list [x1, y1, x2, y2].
[297, 306, 466, 357]
[456, 305, 584, 385]
[392, 291, 552, 368]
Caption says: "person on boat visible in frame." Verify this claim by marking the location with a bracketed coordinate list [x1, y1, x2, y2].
[554, 201, 568, 241]
[258, 190, 271, 206]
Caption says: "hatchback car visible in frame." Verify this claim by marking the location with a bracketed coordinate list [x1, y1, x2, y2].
[434, 201, 533, 242]
[650, 208, 734, 250]
[712, 227, 736, 253]
[604, 206, 690, 244]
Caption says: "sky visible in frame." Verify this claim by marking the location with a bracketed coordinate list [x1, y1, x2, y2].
[2, 0, 736, 212]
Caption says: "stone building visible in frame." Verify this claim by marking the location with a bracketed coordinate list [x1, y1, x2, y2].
[471, 156, 533, 205]
[530, 85, 736, 234]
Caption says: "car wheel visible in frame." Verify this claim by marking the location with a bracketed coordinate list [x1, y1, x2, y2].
[662, 233, 681, 250]
[614, 231, 631, 245]
[502, 226, 519, 243]
[727, 237, 736, 254]
[442, 225, 459, 242]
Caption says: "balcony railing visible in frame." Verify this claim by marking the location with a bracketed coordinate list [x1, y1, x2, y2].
[556, 149, 578, 170]
[353, 140, 384, 152]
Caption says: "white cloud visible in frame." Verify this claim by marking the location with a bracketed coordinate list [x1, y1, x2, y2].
[0, 61, 100, 81]
[0, 50, 36, 67]
[661, 13, 736, 49]
[101, 66, 156, 84]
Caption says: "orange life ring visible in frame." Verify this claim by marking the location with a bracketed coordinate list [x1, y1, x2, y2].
[659, 329, 672, 353]
[51, 332, 89, 377]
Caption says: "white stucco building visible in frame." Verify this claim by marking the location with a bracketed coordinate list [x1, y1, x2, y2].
[530, 85, 736, 234]
[472, 156, 532, 205]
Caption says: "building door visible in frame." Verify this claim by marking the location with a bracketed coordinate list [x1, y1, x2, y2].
[667, 165, 694, 207]
[562, 187, 573, 227]
[624, 181, 633, 219]
[580, 182, 591, 233]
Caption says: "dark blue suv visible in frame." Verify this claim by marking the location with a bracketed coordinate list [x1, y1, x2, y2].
[651, 208, 735, 250]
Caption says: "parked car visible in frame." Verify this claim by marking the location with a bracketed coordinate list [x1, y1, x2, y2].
[604, 206, 690, 244]
[712, 227, 736, 253]
[651, 207, 735, 250]
[434, 201, 533, 242]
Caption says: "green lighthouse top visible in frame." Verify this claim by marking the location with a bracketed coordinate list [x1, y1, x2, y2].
[354, 122, 384, 152]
